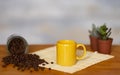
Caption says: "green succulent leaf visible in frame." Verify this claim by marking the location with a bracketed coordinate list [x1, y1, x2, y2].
[97, 23, 111, 40]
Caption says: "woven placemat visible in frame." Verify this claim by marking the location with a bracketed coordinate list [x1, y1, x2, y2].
[32, 46, 114, 74]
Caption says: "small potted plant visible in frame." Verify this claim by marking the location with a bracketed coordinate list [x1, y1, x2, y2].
[88, 24, 100, 51]
[97, 24, 113, 54]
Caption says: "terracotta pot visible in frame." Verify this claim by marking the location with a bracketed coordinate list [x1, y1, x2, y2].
[98, 38, 113, 54]
[89, 35, 98, 51]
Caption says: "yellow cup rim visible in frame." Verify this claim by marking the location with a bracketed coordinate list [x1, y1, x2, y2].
[57, 40, 75, 44]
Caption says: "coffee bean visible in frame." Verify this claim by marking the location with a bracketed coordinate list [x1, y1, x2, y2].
[2, 35, 53, 72]
[2, 54, 50, 72]
[48, 68, 51, 70]
[8, 37, 26, 55]
[51, 62, 54, 64]
[42, 63, 45, 66]
[45, 61, 49, 64]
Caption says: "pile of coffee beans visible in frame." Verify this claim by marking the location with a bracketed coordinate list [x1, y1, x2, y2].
[2, 35, 53, 72]
[8, 37, 26, 55]
[2, 54, 50, 72]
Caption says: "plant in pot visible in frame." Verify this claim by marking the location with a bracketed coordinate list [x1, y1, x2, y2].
[88, 24, 100, 51]
[97, 24, 113, 54]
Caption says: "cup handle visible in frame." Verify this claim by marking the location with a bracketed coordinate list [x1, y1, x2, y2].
[76, 44, 86, 60]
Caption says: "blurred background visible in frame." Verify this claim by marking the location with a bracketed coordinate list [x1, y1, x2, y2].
[0, 0, 120, 44]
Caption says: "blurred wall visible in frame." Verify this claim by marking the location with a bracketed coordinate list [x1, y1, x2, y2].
[0, 0, 120, 44]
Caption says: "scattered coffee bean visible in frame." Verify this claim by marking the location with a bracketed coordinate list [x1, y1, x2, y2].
[42, 63, 45, 66]
[2, 54, 49, 72]
[45, 61, 49, 64]
[2, 35, 53, 72]
[51, 62, 54, 64]
[48, 68, 51, 70]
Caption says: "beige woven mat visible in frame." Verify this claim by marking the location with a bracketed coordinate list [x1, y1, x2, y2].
[32, 46, 114, 74]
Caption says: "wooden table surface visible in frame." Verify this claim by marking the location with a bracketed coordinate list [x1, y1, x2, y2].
[0, 44, 120, 75]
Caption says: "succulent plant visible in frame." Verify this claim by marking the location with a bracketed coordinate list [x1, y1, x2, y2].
[97, 23, 111, 40]
[88, 24, 100, 37]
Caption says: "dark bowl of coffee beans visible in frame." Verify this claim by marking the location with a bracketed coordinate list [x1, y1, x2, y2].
[7, 34, 28, 55]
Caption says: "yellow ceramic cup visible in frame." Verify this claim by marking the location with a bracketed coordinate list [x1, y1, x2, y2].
[56, 40, 86, 66]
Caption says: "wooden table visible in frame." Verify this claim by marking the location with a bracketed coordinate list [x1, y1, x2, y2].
[0, 45, 120, 75]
